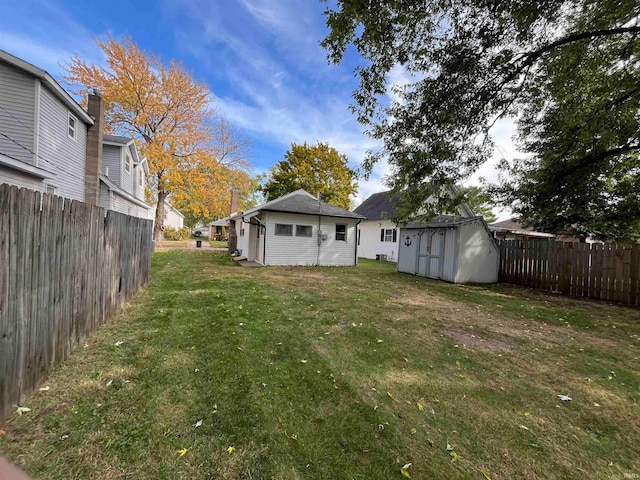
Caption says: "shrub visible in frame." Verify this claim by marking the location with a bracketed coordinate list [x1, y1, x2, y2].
[163, 226, 190, 240]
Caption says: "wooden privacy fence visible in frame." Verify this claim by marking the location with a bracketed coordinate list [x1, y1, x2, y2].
[499, 239, 640, 306]
[0, 184, 153, 423]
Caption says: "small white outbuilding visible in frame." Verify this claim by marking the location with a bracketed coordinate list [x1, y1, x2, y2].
[397, 216, 499, 283]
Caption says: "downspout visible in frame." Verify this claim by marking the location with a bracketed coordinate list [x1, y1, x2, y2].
[354, 219, 362, 265]
[316, 214, 322, 266]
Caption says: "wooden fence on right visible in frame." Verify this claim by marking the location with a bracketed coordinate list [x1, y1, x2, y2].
[499, 239, 640, 306]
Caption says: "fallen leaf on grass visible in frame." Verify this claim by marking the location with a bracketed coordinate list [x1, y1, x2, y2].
[377, 339, 383, 343]
[300, 359, 308, 364]
[481, 469, 492, 479]
[387, 392, 397, 401]
[227, 446, 236, 454]
[519, 425, 530, 431]
[410, 428, 417, 435]
[194, 420, 202, 428]
[450, 450, 460, 462]
[38, 386, 50, 391]
[416, 402, 424, 411]
[0, 430, 6, 436]
[178, 448, 188, 457]
[114, 341, 124, 347]
[400, 463, 412, 478]
[557, 394, 572, 402]
[15, 406, 31, 416]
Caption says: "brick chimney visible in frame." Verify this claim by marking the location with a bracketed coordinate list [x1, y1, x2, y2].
[85, 91, 104, 206]
[228, 187, 239, 254]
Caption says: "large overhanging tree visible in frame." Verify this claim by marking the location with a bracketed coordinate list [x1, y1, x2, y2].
[321, 0, 640, 240]
[64, 36, 252, 242]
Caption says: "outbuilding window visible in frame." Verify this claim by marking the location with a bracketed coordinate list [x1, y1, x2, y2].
[381, 228, 397, 242]
[275, 224, 293, 236]
[295, 225, 312, 237]
[335, 224, 346, 241]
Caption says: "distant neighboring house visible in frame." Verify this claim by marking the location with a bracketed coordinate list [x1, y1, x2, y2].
[100, 135, 151, 219]
[230, 189, 366, 266]
[0, 49, 99, 202]
[489, 219, 556, 241]
[150, 200, 184, 230]
[210, 218, 228, 240]
[354, 190, 475, 262]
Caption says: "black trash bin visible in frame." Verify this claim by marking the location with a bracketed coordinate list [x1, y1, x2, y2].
[196, 240, 202, 248]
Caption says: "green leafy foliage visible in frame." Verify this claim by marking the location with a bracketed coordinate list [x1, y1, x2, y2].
[163, 227, 190, 241]
[321, 0, 640, 238]
[262, 142, 358, 210]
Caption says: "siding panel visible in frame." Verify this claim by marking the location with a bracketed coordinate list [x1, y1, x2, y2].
[102, 145, 121, 182]
[264, 212, 358, 266]
[0, 62, 35, 164]
[37, 86, 87, 202]
[0, 167, 43, 192]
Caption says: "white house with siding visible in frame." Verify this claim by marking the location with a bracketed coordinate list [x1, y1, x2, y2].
[100, 135, 151, 219]
[231, 189, 366, 266]
[354, 190, 475, 262]
[149, 200, 185, 230]
[0, 49, 94, 200]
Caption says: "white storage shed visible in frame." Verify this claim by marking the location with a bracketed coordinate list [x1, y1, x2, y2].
[397, 216, 499, 283]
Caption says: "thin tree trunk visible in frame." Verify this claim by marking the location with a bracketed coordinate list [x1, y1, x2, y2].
[154, 189, 167, 246]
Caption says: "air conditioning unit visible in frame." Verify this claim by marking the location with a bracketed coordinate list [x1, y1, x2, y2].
[376, 254, 388, 261]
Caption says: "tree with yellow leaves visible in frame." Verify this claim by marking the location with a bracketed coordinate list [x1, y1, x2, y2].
[63, 36, 252, 242]
[262, 142, 358, 210]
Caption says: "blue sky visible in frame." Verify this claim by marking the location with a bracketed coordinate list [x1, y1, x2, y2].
[0, 0, 517, 208]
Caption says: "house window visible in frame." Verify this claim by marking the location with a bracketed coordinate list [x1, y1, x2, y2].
[67, 113, 77, 141]
[138, 169, 143, 187]
[295, 225, 312, 237]
[45, 184, 57, 195]
[275, 224, 293, 236]
[240, 227, 245, 236]
[335, 224, 347, 241]
[381, 228, 397, 242]
[124, 153, 131, 174]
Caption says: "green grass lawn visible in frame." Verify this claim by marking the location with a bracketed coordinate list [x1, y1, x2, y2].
[1, 251, 639, 479]
[210, 240, 228, 248]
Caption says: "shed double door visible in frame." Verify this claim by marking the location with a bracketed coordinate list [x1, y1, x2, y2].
[417, 228, 445, 279]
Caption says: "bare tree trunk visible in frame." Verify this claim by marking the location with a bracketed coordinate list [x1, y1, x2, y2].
[154, 189, 167, 246]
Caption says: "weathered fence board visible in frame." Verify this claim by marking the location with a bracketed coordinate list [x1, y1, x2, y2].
[0, 184, 153, 423]
[499, 238, 640, 306]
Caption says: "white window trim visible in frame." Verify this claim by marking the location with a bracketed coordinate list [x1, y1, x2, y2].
[67, 112, 77, 141]
[138, 169, 143, 187]
[44, 183, 58, 195]
[124, 153, 132, 174]
[384, 229, 394, 242]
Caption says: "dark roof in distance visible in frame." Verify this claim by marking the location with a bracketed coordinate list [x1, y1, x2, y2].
[262, 191, 366, 219]
[353, 191, 400, 220]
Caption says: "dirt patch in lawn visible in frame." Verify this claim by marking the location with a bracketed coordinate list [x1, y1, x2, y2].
[444, 326, 514, 352]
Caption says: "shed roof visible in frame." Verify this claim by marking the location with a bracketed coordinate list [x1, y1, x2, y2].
[236, 189, 366, 220]
[403, 215, 486, 229]
[353, 191, 400, 220]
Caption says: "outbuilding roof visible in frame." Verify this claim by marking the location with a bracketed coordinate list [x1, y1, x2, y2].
[234, 189, 366, 220]
[403, 215, 484, 229]
[353, 191, 400, 220]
